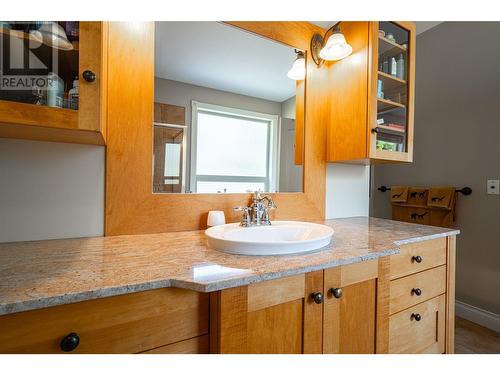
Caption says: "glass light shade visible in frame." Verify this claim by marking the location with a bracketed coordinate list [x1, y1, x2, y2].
[30, 22, 73, 51]
[319, 32, 352, 61]
[287, 56, 306, 80]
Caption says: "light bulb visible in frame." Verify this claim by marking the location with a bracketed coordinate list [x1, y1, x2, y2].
[319, 31, 352, 61]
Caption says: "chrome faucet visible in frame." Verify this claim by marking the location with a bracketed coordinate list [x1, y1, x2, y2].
[234, 191, 277, 227]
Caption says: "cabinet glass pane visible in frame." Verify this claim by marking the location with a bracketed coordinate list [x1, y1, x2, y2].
[376, 22, 409, 153]
[0, 21, 79, 110]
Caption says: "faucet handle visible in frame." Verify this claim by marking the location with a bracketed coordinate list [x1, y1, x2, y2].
[233, 206, 251, 226]
[233, 206, 249, 212]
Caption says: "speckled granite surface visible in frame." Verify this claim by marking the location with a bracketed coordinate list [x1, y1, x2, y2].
[0, 217, 459, 316]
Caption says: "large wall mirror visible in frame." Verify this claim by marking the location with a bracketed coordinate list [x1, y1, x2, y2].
[153, 22, 306, 194]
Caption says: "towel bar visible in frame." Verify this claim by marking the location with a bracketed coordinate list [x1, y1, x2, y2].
[377, 185, 472, 196]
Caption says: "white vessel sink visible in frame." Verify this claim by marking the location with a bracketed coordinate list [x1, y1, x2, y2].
[205, 221, 334, 256]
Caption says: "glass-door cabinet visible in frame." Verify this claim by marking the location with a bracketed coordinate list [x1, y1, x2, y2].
[0, 22, 107, 145]
[369, 21, 415, 162]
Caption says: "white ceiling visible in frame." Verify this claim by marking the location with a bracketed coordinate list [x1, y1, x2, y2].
[155, 22, 297, 103]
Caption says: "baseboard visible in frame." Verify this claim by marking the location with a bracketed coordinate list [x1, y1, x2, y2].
[456, 300, 500, 333]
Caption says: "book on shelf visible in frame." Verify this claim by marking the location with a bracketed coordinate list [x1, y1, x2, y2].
[376, 140, 404, 152]
[386, 123, 406, 131]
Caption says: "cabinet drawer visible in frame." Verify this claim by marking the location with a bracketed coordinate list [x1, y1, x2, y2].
[389, 266, 446, 314]
[388, 295, 445, 354]
[0, 288, 209, 354]
[390, 238, 447, 279]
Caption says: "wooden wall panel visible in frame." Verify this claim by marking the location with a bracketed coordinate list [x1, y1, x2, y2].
[327, 21, 370, 162]
[294, 79, 305, 165]
[105, 21, 329, 235]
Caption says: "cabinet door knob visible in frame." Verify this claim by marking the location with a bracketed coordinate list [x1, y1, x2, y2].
[329, 287, 343, 299]
[411, 288, 422, 296]
[60, 332, 80, 352]
[411, 255, 423, 263]
[311, 292, 324, 304]
[371, 127, 379, 134]
[411, 313, 422, 322]
[82, 70, 96, 82]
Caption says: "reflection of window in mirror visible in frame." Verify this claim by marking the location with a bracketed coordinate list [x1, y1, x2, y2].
[153, 21, 305, 194]
[191, 102, 279, 194]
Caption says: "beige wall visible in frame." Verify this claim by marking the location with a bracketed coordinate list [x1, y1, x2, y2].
[326, 164, 370, 219]
[0, 139, 104, 243]
[281, 95, 296, 119]
[373, 22, 500, 314]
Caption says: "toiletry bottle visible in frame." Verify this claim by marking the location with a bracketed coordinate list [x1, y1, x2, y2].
[390, 57, 397, 76]
[382, 57, 389, 73]
[396, 53, 405, 80]
[377, 79, 383, 99]
[47, 72, 64, 108]
[68, 77, 79, 110]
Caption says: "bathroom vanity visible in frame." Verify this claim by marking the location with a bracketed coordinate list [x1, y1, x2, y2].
[0, 217, 457, 354]
[0, 20, 440, 355]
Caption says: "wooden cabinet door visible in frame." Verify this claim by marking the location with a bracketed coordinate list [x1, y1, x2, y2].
[0, 21, 106, 145]
[210, 271, 323, 354]
[323, 260, 378, 353]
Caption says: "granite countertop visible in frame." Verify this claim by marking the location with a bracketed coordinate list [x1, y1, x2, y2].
[0, 217, 459, 316]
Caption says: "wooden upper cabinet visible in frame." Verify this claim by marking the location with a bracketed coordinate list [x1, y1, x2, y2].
[0, 22, 107, 145]
[327, 21, 416, 164]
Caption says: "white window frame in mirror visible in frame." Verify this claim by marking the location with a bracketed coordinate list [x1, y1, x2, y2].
[190, 100, 281, 194]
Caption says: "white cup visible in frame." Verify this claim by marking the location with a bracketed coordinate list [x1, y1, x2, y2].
[207, 210, 226, 227]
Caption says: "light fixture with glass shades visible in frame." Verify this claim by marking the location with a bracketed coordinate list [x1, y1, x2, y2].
[287, 50, 306, 80]
[311, 22, 352, 66]
[30, 21, 74, 51]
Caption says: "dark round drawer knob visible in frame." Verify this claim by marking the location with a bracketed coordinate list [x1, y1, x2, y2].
[412, 288, 422, 296]
[82, 70, 96, 82]
[311, 292, 324, 304]
[411, 255, 423, 263]
[329, 287, 343, 299]
[411, 313, 422, 322]
[60, 332, 80, 352]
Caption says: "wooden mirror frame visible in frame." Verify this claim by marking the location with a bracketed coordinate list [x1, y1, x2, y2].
[105, 22, 329, 235]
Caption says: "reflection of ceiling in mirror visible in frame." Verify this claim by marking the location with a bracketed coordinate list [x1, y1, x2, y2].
[154, 22, 298, 102]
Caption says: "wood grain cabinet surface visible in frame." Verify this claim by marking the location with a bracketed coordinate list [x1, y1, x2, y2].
[210, 272, 324, 354]
[0, 22, 107, 145]
[0, 288, 209, 354]
[323, 261, 378, 354]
